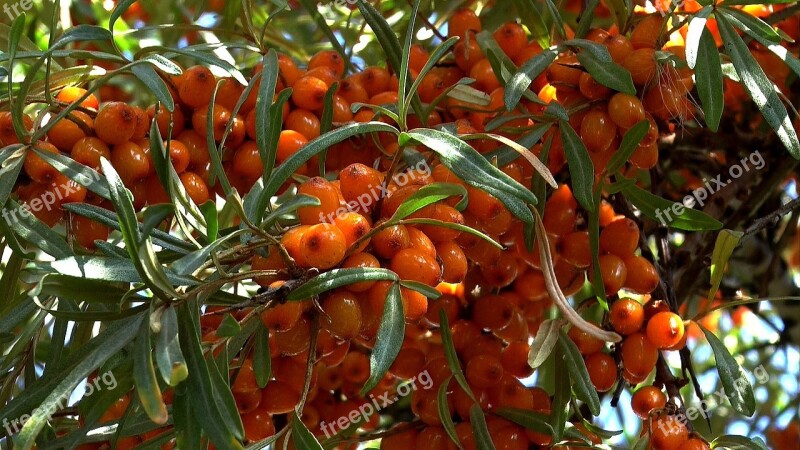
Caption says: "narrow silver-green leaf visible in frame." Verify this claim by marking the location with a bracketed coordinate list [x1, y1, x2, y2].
[361, 282, 405, 395]
[699, 325, 756, 416]
[620, 182, 723, 231]
[558, 121, 595, 212]
[133, 315, 169, 424]
[558, 330, 601, 415]
[696, 28, 724, 132]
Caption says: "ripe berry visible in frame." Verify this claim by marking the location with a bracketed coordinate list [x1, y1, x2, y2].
[651, 415, 690, 450]
[285, 108, 321, 140]
[448, 8, 482, 40]
[595, 253, 628, 294]
[609, 297, 645, 335]
[620, 332, 658, 377]
[390, 248, 441, 286]
[299, 223, 347, 269]
[580, 108, 618, 153]
[608, 93, 646, 129]
[24, 141, 60, 183]
[568, 326, 605, 355]
[466, 354, 505, 389]
[308, 49, 345, 78]
[646, 312, 685, 349]
[321, 290, 362, 340]
[333, 211, 371, 252]
[296, 176, 342, 225]
[95, 102, 137, 145]
[586, 352, 617, 392]
[179, 65, 216, 108]
[558, 231, 591, 268]
[71, 215, 110, 249]
[678, 438, 711, 450]
[631, 385, 667, 420]
[341, 252, 381, 292]
[276, 129, 308, 163]
[622, 48, 657, 86]
[111, 141, 150, 185]
[371, 223, 411, 259]
[272, 316, 311, 355]
[47, 111, 92, 152]
[292, 76, 329, 111]
[623, 255, 660, 294]
[436, 241, 468, 283]
[472, 295, 516, 331]
[56, 86, 99, 110]
[630, 14, 666, 49]
[241, 407, 276, 442]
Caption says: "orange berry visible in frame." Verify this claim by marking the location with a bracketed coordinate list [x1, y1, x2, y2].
[273, 316, 311, 355]
[646, 312, 685, 349]
[622, 48, 658, 86]
[436, 241, 468, 283]
[276, 129, 308, 163]
[341, 252, 381, 292]
[360, 66, 391, 97]
[623, 255, 660, 294]
[621, 332, 658, 377]
[580, 108, 618, 153]
[24, 141, 60, 183]
[631, 14, 666, 49]
[285, 108, 321, 140]
[651, 415, 689, 450]
[493, 22, 527, 60]
[371, 223, 411, 259]
[179, 65, 216, 108]
[608, 93, 646, 129]
[308, 49, 345, 78]
[600, 217, 639, 257]
[71, 214, 110, 249]
[260, 380, 300, 414]
[472, 295, 516, 331]
[339, 163, 384, 213]
[241, 407, 276, 442]
[292, 76, 329, 111]
[390, 247, 441, 287]
[179, 171, 210, 204]
[610, 298, 645, 335]
[47, 111, 92, 152]
[111, 141, 150, 185]
[300, 223, 347, 269]
[321, 290, 362, 340]
[333, 211, 372, 252]
[297, 176, 342, 225]
[466, 354, 504, 389]
[95, 102, 137, 145]
[56, 86, 99, 110]
[448, 8, 482, 40]
[568, 326, 606, 355]
[631, 385, 667, 420]
[586, 352, 618, 392]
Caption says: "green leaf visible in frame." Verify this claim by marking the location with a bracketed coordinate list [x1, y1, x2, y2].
[439, 310, 474, 401]
[716, 13, 800, 158]
[685, 7, 714, 69]
[177, 303, 245, 449]
[551, 351, 570, 441]
[505, 48, 558, 110]
[406, 37, 459, 112]
[399, 280, 442, 299]
[438, 377, 464, 449]
[392, 182, 468, 220]
[574, 0, 601, 39]
[287, 268, 398, 301]
[620, 182, 723, 231]
[721, 7, 782, 44]
[528, 318, 561, 369]
[32, 146, 110, 199]
[470, 404, 497, 450]
[606, 120, 650, 174]
[217, 314, 243, 337]
[200, 201, 219, 242]
[699, 325, 756, 416]
[32, 273, 128, 304]
[292, 410, 324, 450]
[564, 39, 612, 62]
[558, 121, 596, 212]
[576, 51, 636, 95]
[12, 315, 143, 449]
[254, 323, 271, 389]
[0, 147, 25, 208]
[109, 0, 138, 32]
[133, 315, 169, 425]
[558, 330, 601, 415]
[708, 229, 744, 302]
[155, 306, 188, 386]
[710, 435, 769, 450]
[398, 0, 422, 115]
[255, 50, 279, 178]
[2, 200, 73, 259]
[131, 63, 175, 112]
[495, 408, 554, 437]
[404, 129, 536, 223]
[695, 27, 724, 132]
[50, 256, 198, 286]
[361, 282, 405, 395]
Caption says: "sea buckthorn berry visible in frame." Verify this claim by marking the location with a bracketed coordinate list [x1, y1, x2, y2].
[586, 352, 617, 392]
[191, 104, 231, 141]
[558, 231, 591, 268]
[600, 217, 639, 257]
[260, 301, 303, 332]
[481, 252, 519, 289]
[579, 72, 611, 100]
[621, 332, 659, 377]
[631, 141, 659, 169]
[493, 22, 527, 60]
[631, 14, 666, 49]
[241, 407, 275, 442]
[56, 86, 99, 110]
[568, 326, 605, 355]
[360, 66, 391, 97]
[232, 358, 258, 393]
[407, 226, 436, 258]
[472, 295, 516, 331]
[623, 255, 660, 294]
[608, 93, 646, 129]
[95, 102, 137, 145]
[179, 65, 216, 108]
[277, 53, 302, 87]
[0, 112, 33, 145]
[646, 312, 685, 349]
[454, 36, 485, 72]
[333, 212, 372, 252]
[273, 316, 311, 355]
[166, 140, 191, 174]
[390, 247, 441, 287]
[276, 129, 308, 163]
[179, 172, 210, 204]
[436, 241, 468, 283]
[341, 252, 380, 292]
[595, 253, 628, 294]
[390, 346, 427, 379]
[469, 58, 501, 93]
[339, 163, 384, 212]
[296, 176, 342, 225]
[651, 415, 690, 450]
[111, 141, 150, 185]
[581, 108, 618, 153]
[631, 385, 667, 420]
[24, 141, 60, 183]
[214, 77, 245, 111]
[466, 354, 505, 389]
[371, 223, 411, 259]
[147, 104, 185, 139]
[548, 54, 583, 86]
[47, 111, 92, 152]
[342, 351, 370, 383]
[448, 8, 482, 40]
[285, 108, 321, 140]
[622, 48, 658, 86]
[408, 44, 430, 73]
[610, 298, 645, 335]
[380, 427, 418, 450]
[414, 204, 465, 243]
[71, 215, 110, 249]
[678, 438, 711, 450]
[308, 49, 345, 78]
[321, 290, 362, 340]
[501, 341, 534, 378]
[260, 380, 300, 414]
[292, 76, 329, 111]
[300, 223, 347, 269]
